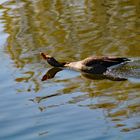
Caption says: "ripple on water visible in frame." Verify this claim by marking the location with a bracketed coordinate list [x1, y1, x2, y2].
[106, 59, 140, 82]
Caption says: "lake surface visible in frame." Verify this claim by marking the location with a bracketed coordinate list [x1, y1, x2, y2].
[0, 0, 140, 140]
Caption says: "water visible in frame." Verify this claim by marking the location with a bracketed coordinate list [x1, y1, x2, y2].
[105, 59, 140, 81]
[0, 0, 140, 140]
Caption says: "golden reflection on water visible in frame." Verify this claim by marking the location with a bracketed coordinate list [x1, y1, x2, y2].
[1, 0, 140, 133]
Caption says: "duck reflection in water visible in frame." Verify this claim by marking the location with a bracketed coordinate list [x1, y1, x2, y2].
[41, 67, 127, 81]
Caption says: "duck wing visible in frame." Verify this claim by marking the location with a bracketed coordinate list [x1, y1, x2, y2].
[82, 56, 130, 67]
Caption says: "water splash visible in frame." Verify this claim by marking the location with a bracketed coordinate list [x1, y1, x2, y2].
[106, 59, 140, 82]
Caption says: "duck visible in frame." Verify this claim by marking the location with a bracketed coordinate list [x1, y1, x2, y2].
[40, 52, 130, 74]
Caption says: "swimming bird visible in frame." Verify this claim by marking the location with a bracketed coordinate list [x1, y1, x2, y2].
[41, 52, 130, 74]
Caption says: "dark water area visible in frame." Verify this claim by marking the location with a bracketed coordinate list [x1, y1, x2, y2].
[0, 0, 140, 140]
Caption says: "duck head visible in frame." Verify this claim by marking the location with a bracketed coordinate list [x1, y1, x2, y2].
[41, 53, 66, 67]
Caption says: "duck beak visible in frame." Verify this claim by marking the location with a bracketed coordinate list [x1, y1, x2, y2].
[40, 52, 51, 60]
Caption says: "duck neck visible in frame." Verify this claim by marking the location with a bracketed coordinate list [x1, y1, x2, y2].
[64, 61, 83, 71]
[47, 58, 65, 67]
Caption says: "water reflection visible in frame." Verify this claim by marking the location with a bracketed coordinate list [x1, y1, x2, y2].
[42, 67, 127, 81]
[1, 0, 140, 90]
[1, 0, 140, 138]
[30, 77, 140, 132]
[41, 67, 62, 81]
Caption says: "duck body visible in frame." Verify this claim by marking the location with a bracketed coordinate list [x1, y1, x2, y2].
[41, 53, 130, 74]
[65, 56, 130, 74]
